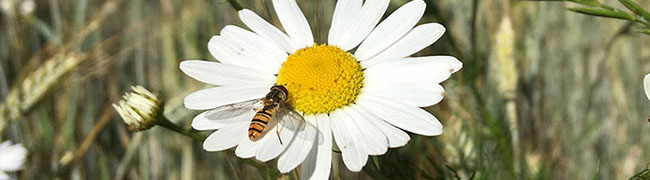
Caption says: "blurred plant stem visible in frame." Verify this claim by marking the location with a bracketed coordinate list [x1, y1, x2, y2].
[0, 0, 122, 134]
[363, 157, 388, 180]
[628, 163, 650, 180]
[227, 0, 243, 11]
[55, 105, 114, 178]
[155, 116, 205, 142]
[537, 0, 650, 35]
[584, 22, 633, 113]
[0, 54, 83, 135]
[155, 114, 388, 179]
[152, 114, 278, 176]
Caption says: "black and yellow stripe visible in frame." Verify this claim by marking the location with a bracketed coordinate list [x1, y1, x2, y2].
[248, 107, 275, 140]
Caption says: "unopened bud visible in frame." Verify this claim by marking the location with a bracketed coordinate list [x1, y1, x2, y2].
[112, 86, 162, 131]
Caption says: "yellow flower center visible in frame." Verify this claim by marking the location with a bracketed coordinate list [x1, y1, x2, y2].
[276, 44, 364, 115]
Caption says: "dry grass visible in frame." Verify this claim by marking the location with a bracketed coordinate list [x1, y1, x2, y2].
[0, 0, 649, 179]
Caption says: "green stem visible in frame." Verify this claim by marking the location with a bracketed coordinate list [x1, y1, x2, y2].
[156, 116, 206, 141]
[362, 157, 388, 180]
[227, 0, 244, 11]
[154, 115, 280, 177]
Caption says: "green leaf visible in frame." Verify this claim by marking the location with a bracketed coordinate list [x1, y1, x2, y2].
[568, 7, 636, 20]
[619, 0, 650, 22]
[592, 160, 600, 180]
[637, 28, 650, 35]
[627, 163, 650, 180]
[569, 0, 601, 7]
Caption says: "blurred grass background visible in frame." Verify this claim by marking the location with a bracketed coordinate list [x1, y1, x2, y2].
[0, 0, 649, 179]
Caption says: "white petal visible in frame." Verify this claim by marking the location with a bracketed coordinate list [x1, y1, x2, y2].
[220, 25, 288, 69]
[183, 85, 270, 110]
[353, 105, 410, 148]
[364, 23, 445, 66]
[203, 122, 249, 151]
[410, 56, 463, 73]
[0, 141, 9, 149]
[301, 114, 332, 180]
[643, 74, 650, 100]
[335, 0, 390, 51]
[344, 106, 388, 155]
[272, 0, 313, 48]
[179, 60, 276, 86]
[255, 126, 289, 162]
[207, 36, 274, 74]
[364, 57, 455, 85]
[207, 36, 231, 63]
[0, 171, 7, 180]
[277, 115, 318, 173]
[356, 96, 443, 136]
[235, 137, 258, 158]
[239, 9, 298, 53]
[328, 0, 362, 47]
[0, 142, 26, 171]
[363, 81, 445, 107]
[192, 111, 254, 130]
[330, 109, 366, 172]
[354, 0, 425, 61]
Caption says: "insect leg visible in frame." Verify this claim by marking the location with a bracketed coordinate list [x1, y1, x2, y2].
[276, 126, 283, 145]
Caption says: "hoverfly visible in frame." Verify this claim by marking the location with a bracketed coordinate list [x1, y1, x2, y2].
[204, 85, 317, 144]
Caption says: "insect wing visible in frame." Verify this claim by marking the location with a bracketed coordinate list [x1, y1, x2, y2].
[205, 99, 260, 121]
[276, 107, 318, 144]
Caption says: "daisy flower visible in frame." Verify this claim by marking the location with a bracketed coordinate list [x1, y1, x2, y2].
[0, 141, 27, 180]
[180, 0, 462, 179]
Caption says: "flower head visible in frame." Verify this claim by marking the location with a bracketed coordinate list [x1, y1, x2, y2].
[0, 141, 27, 180]
[181, 0, 462, 179]
[112, 86, 162, 131]
[19, 0, 34, 16]
[0, 0, 14, 16]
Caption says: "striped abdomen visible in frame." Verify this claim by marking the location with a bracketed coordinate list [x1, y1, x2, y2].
[248, 106, 275, 141]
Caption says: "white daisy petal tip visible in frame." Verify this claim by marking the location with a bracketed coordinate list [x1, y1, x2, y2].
[277, 116, 318, 173]
[237, 8, 252, 14]
[446, 57, 463, 73]
[354, 0, 427, 60]
[202, 123, 248, 151]
[0, 171, 7, 180]
[644, 73, 650, 101]
[0, 141, 27, 172]
[272, 0, 314, 47]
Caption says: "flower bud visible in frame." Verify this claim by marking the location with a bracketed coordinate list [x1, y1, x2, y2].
[112, 86, 162, 131]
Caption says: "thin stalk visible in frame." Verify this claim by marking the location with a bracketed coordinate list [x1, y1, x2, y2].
[155, 116, 206, 141]
[227, 0, 244, 11]
[362, 157, 389, 180]
[225, 155, 242, 180]
[54, 106, 114, 178]
[153, 115, 279, 176]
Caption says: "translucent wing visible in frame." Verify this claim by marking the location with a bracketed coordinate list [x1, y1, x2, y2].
[205, 99, 261, 121]
[276, 105, 319, 144]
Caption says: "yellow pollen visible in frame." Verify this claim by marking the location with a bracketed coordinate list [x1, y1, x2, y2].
[276, 44, 364, 115]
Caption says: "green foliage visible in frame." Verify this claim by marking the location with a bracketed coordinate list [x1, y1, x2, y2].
[628, 164, 650, 180]
[570, 0, 602, 7]
[563, 0, 650, 35]
[619, 0, 650, 22]
[568, 7, 636, 20]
